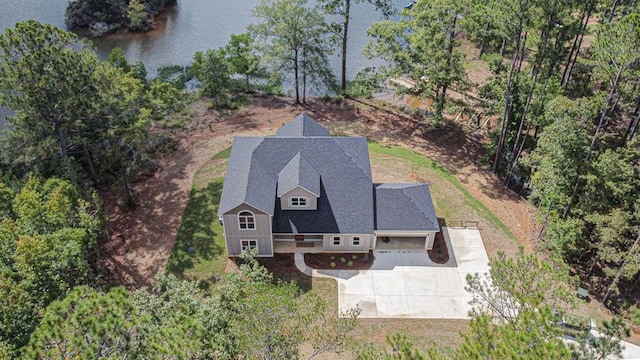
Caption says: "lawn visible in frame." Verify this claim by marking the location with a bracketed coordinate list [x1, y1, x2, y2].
[368, 142, 516, 242]
[165, 148, 230, 289]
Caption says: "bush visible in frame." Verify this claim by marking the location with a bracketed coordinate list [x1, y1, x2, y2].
[340, 257, 346, 263]
[352, 255, 358, 260]
[330, 262, 336, 268]
[347, 261, 354, 267]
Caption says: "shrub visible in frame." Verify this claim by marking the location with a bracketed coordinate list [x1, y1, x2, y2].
[347, 261, 354, 267]
[330, 262, 336, 268]
[352, 255, 358, 260]
[340, 257, 346, 263]
[330, 256, 336, 260]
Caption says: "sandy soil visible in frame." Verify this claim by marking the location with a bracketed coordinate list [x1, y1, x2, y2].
[100, 95, 534, 288]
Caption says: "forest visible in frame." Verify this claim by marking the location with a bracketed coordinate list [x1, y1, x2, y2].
[1, 0, 640, 358]
[65, 0, 176, 35]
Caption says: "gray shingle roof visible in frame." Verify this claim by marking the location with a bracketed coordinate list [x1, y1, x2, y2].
[218, 137, 276, 214]
[220, 114, 440, 236]
[374, 183, 439, 231]
[219, 115, 373, 234]
[277, 153, 321, 197]
[275, 113, 331, 137]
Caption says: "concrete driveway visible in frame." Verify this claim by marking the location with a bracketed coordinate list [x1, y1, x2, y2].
[295, 227, 490, 319]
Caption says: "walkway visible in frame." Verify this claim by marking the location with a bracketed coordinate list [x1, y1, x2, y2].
[295, 227, 490, 319]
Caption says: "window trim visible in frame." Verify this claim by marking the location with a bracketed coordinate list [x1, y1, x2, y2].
[238, 211, 256, 230]
[351, 236, 361, 246]
[289, 196, 308, 208]
[240, 239, 258, 252]
[332, 236, 341, 246]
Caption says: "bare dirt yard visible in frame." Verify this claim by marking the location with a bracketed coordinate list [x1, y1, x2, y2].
[100, 95, 534, 288]
[101, 95, 636, 351]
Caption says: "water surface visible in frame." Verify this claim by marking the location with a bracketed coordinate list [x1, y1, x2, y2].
[1, 0, 404, 126]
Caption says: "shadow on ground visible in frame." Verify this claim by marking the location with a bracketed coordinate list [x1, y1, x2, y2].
[166, 179, 225, 281]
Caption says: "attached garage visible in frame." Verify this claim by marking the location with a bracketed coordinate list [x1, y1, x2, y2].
[374, 233, 437, 250]
[373, 184, 440, 250]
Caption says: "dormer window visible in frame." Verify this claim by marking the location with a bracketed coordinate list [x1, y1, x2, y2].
[238, 211, 255, 230]
[290, 197, 308, 207]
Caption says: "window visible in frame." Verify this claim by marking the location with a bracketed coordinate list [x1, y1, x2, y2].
[238, 211, 255, 230]
[332, 236, 341, 246]
[352, 236, 361, 246]
[290, 197, 308, 207]
[241, 239, 258, 252]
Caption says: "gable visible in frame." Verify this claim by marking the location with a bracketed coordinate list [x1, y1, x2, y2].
[224, 203, 268, 216]
[277, 153, 321, 197]
[275, 113, 331, 137]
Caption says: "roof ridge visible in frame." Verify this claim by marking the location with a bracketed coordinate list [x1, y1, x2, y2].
[402, 186, 429, 220]
[331, 138, 371, 180]
[297, 152, 321, 175]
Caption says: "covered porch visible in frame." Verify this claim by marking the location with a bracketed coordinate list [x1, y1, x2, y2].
[273, 240, 325, 254]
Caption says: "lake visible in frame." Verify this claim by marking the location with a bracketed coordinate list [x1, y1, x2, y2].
[1, 0, 405, 128]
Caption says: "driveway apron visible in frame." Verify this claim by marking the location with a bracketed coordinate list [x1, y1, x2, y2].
[297, 227, 491, 319]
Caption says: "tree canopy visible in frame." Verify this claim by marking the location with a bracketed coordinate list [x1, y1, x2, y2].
[65, 0, 176, 35]
[0, 21, 181, 204]
[250, 0, 337, 103]
[0, 176, 102, 355]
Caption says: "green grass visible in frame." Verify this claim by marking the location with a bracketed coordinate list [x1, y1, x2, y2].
[368, 142, 516, 241]
[166, 178, 227, 288]
[211, 146, 231, 160]
[166, 146, 232, 289]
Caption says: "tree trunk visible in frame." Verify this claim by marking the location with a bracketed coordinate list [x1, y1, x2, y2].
[603, 233, 640, 304]
[626, 112, 640, 144]
[54, 116, 69, 160]
[563, 66, 624, 219]
[303, 65, 307, 104]
[608, 0, 620, 22]
[479, 21, 491, 57]
[123, 169, 136, 208]
[562, 8, 591, 87]
[82, 143, 98, 187]
[443, 12, 457, 101]
[535, 202, 553, 243]
[340, 0, 351, 93]
[516, 31, 528, 72]
[631, 272, 640, 292]
[505, 2, 557, 185]
[294, 49, 300, 104]
[493, 18, 524, 175]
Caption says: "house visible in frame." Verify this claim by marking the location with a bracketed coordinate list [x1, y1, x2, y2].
[218, 113, 440, 257]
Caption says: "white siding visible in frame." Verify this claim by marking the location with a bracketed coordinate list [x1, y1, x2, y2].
[280, 187, 318, 210]
[322, 234, 372, 252]
[222, 204, 273, 256]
